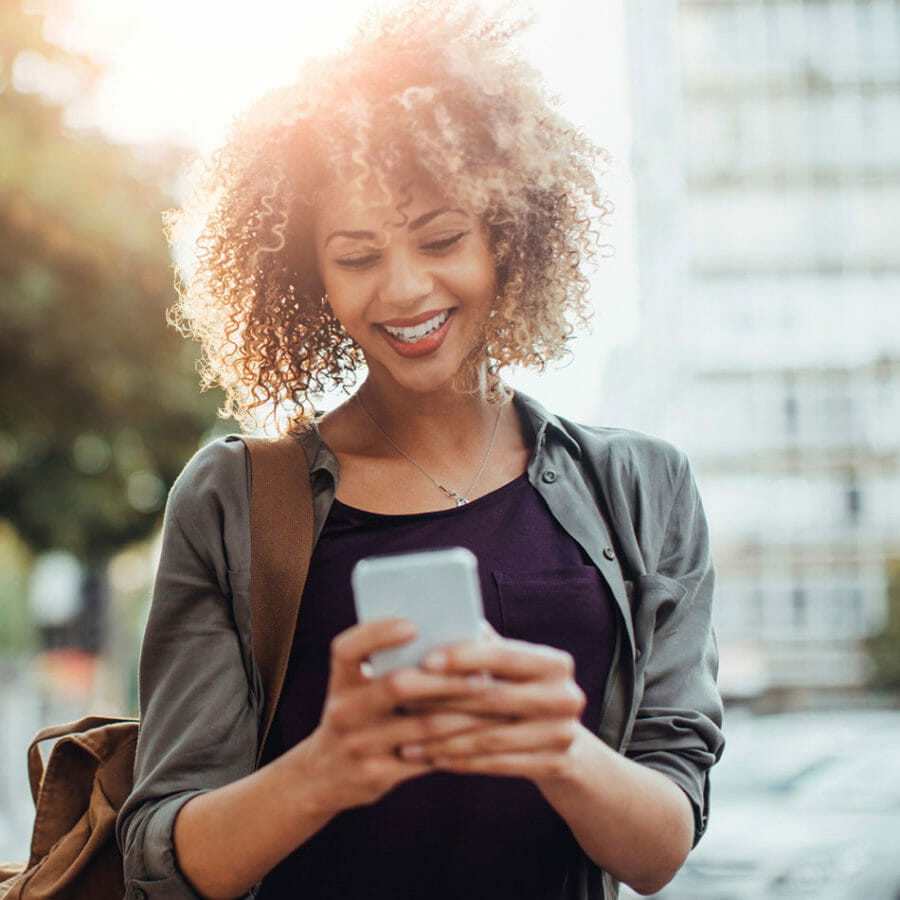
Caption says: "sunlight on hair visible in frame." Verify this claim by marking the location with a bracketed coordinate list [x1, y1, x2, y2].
[47, 0, 637, 423]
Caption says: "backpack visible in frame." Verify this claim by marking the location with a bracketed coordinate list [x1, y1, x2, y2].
[0, 435, 314, 899]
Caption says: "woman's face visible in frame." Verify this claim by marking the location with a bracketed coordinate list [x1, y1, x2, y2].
[313, 182, 496, 396]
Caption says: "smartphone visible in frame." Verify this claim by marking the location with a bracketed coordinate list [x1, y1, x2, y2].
[351, 546, 485, 676]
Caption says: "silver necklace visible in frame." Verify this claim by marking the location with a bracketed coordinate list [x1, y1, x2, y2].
[355, 392, 505, 507]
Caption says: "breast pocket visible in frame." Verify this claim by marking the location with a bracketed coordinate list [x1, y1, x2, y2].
[493, 567, 614, 731]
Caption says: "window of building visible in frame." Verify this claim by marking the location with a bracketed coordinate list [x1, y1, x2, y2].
[846, 480, 863, 524]
[822, 378, 854, 441]
[792, 585, 808, 630]
[784, 382, 799, 437]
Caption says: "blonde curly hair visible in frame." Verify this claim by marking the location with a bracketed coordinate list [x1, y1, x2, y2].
[168, 2, 612, 432]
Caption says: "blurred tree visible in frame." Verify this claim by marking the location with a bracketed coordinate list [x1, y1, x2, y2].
[867, 558, 900, 693]
[0, 1, 222, 646]
[0, 522, 34, 652]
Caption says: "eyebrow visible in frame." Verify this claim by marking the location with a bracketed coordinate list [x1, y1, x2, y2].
[323, 207, 464, 247]
[408, 207, 453, 231]
[323, 229, 376, 247]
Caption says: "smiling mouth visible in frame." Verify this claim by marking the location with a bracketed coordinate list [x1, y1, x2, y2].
[380, 310, 451, 344]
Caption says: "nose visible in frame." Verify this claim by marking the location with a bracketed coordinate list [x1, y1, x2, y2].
[378, 246, 433, 308]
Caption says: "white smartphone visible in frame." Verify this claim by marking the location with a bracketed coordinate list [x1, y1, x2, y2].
[351, 546, 485, 676]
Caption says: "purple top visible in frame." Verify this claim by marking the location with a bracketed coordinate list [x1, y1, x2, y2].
[259, 474, 615, 899]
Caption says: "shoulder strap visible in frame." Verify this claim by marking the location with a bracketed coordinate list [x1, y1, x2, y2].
[238, 435, 315, 766]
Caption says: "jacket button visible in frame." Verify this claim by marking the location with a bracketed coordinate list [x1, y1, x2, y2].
[541, 470, 558, 483]
[602, 546, 615, 560]
[131, 890, 147, 900]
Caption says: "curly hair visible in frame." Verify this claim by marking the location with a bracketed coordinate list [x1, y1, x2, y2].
[168, 1, 612, 432]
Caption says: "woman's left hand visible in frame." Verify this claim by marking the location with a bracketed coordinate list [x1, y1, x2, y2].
[400, 626, 695, 896]
[396, 628, 587, 781]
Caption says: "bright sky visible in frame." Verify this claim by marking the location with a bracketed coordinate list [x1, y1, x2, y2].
[47, 0, 638, 421]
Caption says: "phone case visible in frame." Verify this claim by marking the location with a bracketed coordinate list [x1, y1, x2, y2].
[352, 547, 484, 675]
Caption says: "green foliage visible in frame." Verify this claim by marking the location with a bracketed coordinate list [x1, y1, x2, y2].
[0, 520, 35, 651]
[867, 558, 900, 691]
[0, 0, 222, 564]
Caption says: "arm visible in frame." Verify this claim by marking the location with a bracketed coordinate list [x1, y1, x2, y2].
[117, 440, 263, 899]
[538, 725, 694, 896]
[119, 441, 499, 899]
[624, 456, 724, 846]
[399, 454, 722, 895]
[120, 448, 497, 899]
[407, 639, 694, 896]
[173, 618, 510, 899]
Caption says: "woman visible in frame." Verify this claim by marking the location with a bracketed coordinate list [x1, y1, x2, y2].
[117, 5, 723, 899]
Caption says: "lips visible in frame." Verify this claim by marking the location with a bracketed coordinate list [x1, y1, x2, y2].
[381, 309, 450, 343]
[378, 308, 455, 358]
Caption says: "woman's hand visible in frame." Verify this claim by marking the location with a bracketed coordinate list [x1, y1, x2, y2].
[173, 618, 490, 900]
[291, 617, 493, 812]
[394, 628, 587, 782]
[391, 629, 694, 895]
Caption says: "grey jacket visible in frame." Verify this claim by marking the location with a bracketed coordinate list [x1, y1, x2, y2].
[117, 392, 724, 900]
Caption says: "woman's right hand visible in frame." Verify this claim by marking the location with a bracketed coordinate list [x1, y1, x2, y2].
[289, 617, 490, 812]
[174, 618, 487, 900]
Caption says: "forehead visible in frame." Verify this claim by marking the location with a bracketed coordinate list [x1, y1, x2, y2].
[313, 181, 460, 238]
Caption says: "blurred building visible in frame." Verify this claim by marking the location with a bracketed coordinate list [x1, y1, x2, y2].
[607, 0, 900, 698]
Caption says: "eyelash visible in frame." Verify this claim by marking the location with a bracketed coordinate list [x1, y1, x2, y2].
[335, 254, 379, 271]
[422, 231, 468, 253]
[334, 231, 468, 270]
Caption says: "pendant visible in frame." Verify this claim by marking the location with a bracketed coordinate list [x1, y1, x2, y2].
[456, 496, 469, 507]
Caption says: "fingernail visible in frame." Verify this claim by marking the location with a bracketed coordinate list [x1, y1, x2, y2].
[467, 673, 488, 690]
[400, 743, 423, 759]
[424, 650, 447, 670]
[395, 620, 417, 638]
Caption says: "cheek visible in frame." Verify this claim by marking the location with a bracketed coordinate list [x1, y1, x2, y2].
[470, 253, 498, 306]
[319, 266, 362, 309]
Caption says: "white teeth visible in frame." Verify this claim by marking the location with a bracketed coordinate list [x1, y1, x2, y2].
[383, 310, 450, 343]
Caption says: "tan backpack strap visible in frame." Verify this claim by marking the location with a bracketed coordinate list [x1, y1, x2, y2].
[238, 435, 315, 767]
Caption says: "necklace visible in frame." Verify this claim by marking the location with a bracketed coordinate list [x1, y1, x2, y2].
[355, 392, 505, 507]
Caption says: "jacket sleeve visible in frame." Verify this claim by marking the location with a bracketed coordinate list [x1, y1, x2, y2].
[624, 452, 725, 846]
[116, 438, 260, 899]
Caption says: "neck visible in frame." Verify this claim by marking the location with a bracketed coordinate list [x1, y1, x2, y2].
[356, 379, 505, 456]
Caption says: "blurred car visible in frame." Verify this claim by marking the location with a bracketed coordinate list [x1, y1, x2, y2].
[622, 708, 900, 900]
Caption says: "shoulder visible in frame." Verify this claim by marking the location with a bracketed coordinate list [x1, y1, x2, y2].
[564, 419, 689, 495]
[166, 435, 251, 523]
[515, 391, 690, 495]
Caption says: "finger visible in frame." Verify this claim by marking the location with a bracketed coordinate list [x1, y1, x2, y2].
[401, 719, 577, 761]
[423, 639, 575, 683]
[412, 679, 586, 722]
[324, 671, 491, 732]
[432, 750, 572, 779]
[379, 667, 491, 710]
[329, 619, 417, 690]
[343, 712, 485, 757]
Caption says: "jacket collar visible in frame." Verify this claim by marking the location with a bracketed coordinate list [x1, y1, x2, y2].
[511, 391, 583, 459]
[296, 421, 340, 482]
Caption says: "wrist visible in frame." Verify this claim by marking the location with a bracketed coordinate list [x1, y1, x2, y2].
[535, 723, 603, 798]
[280, 734, 345, 827]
